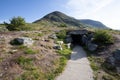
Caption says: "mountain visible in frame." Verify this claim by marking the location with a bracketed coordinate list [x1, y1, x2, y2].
[34, 11, 108, 29]
[34, 11, 84, 27]
[79, 19, 108, 29]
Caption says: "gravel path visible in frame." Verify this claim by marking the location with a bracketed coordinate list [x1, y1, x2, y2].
[56, 45, 94, 80]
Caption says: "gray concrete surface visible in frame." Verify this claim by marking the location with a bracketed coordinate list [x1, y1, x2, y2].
[56, 45, 94, 80]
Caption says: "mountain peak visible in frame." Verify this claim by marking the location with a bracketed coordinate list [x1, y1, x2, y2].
[34, 11, 82, 27]
[34, 11, 108, 29]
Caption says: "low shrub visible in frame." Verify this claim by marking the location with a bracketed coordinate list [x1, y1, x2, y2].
[94, 30, 114, 45]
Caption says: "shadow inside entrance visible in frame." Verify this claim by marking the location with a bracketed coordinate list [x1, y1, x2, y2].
[71, 34, 83, 46]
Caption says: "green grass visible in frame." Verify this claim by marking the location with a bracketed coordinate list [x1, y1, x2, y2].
[0, 58, 3, 63]
[56, 30, 67, 41]
[16, 70, 44, 80]
[83, 46, 101, 79]
[24, 48, 37, 54]
[37, 33, 43, 37]
[16, 56, 35, 70]
[57, 48, 71, 59]
[93, 30, 114, 45]
[102, 74, 116, 80]
[55, 44, 71, 77]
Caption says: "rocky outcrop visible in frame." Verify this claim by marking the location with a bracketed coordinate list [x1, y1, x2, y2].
[106, 49, 120, 73]
[66, 30, 97, 51]
[87, 43, 98, 51]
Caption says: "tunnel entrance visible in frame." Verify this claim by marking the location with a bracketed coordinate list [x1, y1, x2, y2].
[71, 34, 82, 45]
[66, 30, 88, 45]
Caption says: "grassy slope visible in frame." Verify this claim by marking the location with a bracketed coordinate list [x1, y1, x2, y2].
[0, 25, 72, 80]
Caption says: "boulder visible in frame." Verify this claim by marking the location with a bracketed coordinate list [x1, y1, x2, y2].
[57, 41, 64, 45]
[107, 56, 115, 66]
[82, 35, 88, 45]
[65, 36, 72, 43]
[87, 43, 98, 51]
[10, 37, 34, 46]
[53, 45, 63, 50]
[116, 67, 120, 73]
[113, 49, 120, 61]
[10, 38, 24, 45]
[20, 37, 34, 46]
[67, 43, 71, 49]
[49, 34, 57, 39]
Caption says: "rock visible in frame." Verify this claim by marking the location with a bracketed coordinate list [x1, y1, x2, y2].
[67, 43, 71, 49]
[113, 49, 120, 61]
[0, 73, 3, 77]
[87, 33, 94, 41]
[10, 38, 24, 45]
[82, 35, 88, 45]
[57, 41, 64, 45]
[5, 67, 7, 70]
[49, 34, 57, 39]
[10, 37, 34, 46]
[107, 56, 115, 66]
[116, 67, 120, 73]
[44, 39, 50, 42]
[105, 49, 120, 73]
[65, 36, 72, 43]
[53, 45, 63, 50]
[87, 43, 98, 51]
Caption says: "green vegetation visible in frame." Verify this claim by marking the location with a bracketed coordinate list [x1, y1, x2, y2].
[25, 48, 37, 54]
[16, 56, 35, 70]
[57, 47, 71, 59]
[4, 16, 26, 31]
[16, 70, 43, 80]
[55, 44, 71, 76]
[102, 74, 116, 80]
[83, 47, 102, 79]
[94, 30, 114, 45]
[101, 62, 120, 79]
[56, 30, 67, 40]
[59, 24, 67, 27]
[0, 24, 8, 32]
[0, 58, 3, 63]
[37, 33, 43, 37]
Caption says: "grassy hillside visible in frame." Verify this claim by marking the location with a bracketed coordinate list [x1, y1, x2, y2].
[34, 11, 108, 29]
[34, 11, 87, 28]
[80, 19, 108, 29]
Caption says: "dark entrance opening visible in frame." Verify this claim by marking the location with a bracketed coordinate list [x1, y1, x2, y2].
[71, 34, 82, 45]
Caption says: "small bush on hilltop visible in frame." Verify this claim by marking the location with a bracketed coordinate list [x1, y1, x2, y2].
[4, 16, 26, 31]
[93, 30, 114, 45]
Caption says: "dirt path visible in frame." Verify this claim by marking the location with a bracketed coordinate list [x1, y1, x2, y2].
[56, 45, 94, 80]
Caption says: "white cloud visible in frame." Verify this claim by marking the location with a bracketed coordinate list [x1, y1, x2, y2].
[66, 0, 114, 18]
[64, 0, 120, 30]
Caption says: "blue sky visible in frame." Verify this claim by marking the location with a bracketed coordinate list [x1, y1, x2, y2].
[0, 0, 120, 30]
